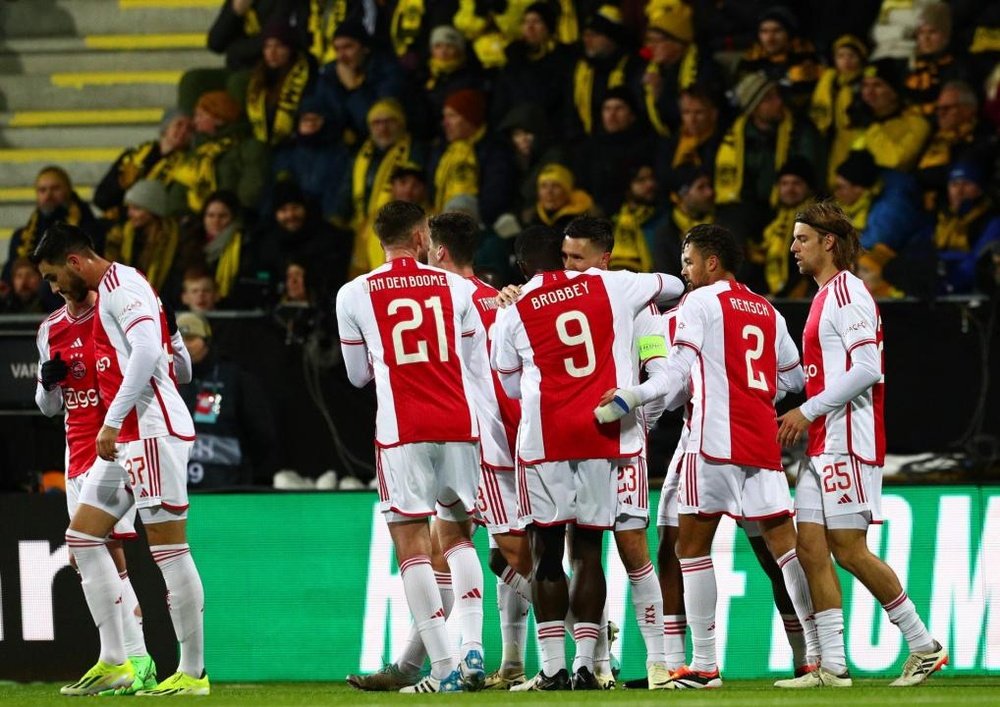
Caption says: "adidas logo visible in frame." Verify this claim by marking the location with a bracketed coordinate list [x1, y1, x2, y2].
[837, 494, 852, 505]
[430, 608, 445, 619]
[461, 588, 483, 600]
[71, 337, 83, 348]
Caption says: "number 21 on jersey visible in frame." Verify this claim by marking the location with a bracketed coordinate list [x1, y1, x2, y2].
[388, 296, 448, 365]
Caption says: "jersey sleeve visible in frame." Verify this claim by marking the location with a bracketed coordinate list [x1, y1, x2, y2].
[107, 278, 159, 337]
[34, 321, 63, 417]
[335, 282, 373, 387]
[600, 269, 684, 314]
[490, 306, 523, 399]
[775, 312, 804, 393]
[671, 293, 707, 353]
[103, 283, 165, 428]
[170, 330, 192, 384]
[835, 300, 879, 353]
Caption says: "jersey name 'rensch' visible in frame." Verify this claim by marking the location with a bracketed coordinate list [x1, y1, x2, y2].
[803, 270, 885, 465]
[337, 257, 483, 446]
[93, 263, 194, 443]
[673, 280, 799, 470]
[36, 305, 102, 477]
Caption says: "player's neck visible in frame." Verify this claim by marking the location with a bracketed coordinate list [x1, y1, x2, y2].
[813, 263, 841, 289]
[86, 258, 113, 289]
[384, 246, 421, 262]
[66, 293, 96, 316]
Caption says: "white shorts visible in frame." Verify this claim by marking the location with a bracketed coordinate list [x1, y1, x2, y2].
[79, 437, 193, 526]
[517, 458, 618, 530]
[677, 452, 794, 521]
[656, 444, 684, 528]
[795, 454, 883, 530]
[475, 465, 523, 535]
[614, 456, 649, 532]
[375, 442, 479, 523]
[66, 473, 137, 540]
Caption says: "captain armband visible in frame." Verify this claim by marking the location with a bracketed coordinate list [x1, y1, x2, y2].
[637, 335, 668, 362]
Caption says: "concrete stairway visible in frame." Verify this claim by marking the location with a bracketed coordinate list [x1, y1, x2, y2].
[0, 0, 223, 261]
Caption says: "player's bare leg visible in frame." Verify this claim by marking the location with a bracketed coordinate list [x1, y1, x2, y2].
[567, 526, 606, 689]
[436, 518, 486, 690]
[657, 524, 686, 671]
[827, 528, 946, 686]
[669, 513, 723, 688]
[486, 534, 530, 688]
[615, 527, 668, 687]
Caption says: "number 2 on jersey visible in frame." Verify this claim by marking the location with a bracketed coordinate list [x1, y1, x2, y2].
[388, 296, 448, 365]
[555, 310, 595, 377]
[742, 324, 768, 391]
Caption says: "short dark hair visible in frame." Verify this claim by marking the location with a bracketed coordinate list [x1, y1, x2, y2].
[428, 211, 479, 266]
[563, 216, 614, 253]
[515, 225, 564, 275]
[682, 223, 742, 273]
[31, 222, 95, 265]
[373, 200, 426, 246]
[795, 200, 860, 271]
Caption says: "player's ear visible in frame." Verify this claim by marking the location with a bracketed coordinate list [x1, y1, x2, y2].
[599, 251, 611, 269]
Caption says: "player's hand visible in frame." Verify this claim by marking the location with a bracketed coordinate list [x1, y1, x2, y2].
[40, 352, 69, 391]
[594, 388, 640, 424]
[96, 425, 121, 462]
[777, 407, 810, 447]
[495, 284, 521, 308]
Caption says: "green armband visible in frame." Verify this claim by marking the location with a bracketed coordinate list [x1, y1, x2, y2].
[637, 335, 668, 362]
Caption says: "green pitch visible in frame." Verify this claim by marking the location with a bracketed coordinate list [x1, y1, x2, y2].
[1, 678, 998, 706]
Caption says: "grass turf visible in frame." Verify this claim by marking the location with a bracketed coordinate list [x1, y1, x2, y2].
[1, 677, 998, 706]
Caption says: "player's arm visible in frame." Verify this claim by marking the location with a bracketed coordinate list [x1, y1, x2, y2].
[491, 307, 522, 399]
[776, 314, 804, 394]
[103, 290, 164, 431]
[34, 326, 64, 417]
[604, 269, 685, 313]
[336, 284, 374, 388]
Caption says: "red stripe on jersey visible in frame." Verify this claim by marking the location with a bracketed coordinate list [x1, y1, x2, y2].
[150, 379, 197, 441]
[517, 272, 622, 461]
[470, 277, 520, 459]
[369, 259, 474, 444]
[804, 286, 830, 457]
[124, 316, 154, 334]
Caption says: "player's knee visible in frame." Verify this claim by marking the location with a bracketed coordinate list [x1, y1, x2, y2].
[488, 547, 508, 578]
[615, 530, 650, 572]
[829, 537, 868, 574]
[531, 525, 566, 582]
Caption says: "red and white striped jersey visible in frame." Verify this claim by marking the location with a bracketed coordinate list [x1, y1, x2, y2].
[803, 270, 885, 465]
[468, 276, 520, 469]
[336, 257, 484, 447]
[93, 263, 194, 443]
[672, 280, 799, 470]
[35, 304, 103, 477]
[492, 269, 668, 463]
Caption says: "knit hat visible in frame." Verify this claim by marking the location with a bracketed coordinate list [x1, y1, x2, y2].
[586, 4, 628, 45]
[176, 312, 212, 340]
[444, 89, 487, 129]
[647, 4, 694, 44]
[498, 102, 549, 136]
[918, 2, 952, 41]
[159, 107, 189, 134]
[757, 5, 798, 34]
[430, 25, 465, 52]
[195, 90, 242, 125]
[732, 71, 777, 115]
[537, 163, 575, 191]
[124, 179, 167, 217]
[666, 163, 711, 195]
[391, 161, 426, 182]
[443, 194, 480, 223]
[863, 58, 905, 93]
[333, 18, 369, 45]
[366, 98, 406, 127]
[777, 155, 817, 190]
[524, 2, 558, 35]
[262, 19, 298, 49]
[836, 150, 879, 188]
[272, 179, 306, 210]
[833, 34, 869, 62]
[602, 86, 638, 115]
[948, 160, 986, 188]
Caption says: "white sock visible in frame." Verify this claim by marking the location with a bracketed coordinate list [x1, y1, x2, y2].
[66, 530, 125, 665]
[497, 581, 528, 667]
[444, 541, 483, 655]
[814, 608, 847, 675]
[395, 573, 451, 675]
[593, 604, 610, 674]
[629, 562, 665, 667]
[663, 614, 687, 670]
[500, 564, 532, 603]
[572, 622, 600, 673]
[151, 544, 205, 677]
[436, 570, 455, 618]
[537, 620, 566, 676]
[776, 550, 819, 664]
[399, 556, 455, 680]
[883, 592, 936, 653]
[118, 571, 147, 657]
[679, 556, 717, 673]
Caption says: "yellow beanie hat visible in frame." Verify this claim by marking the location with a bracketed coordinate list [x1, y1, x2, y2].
[537, 163, 575, 192]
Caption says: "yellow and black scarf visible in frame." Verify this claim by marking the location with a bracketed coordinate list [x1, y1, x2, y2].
[714, 113, 793, 206]
[433, 126, 485, 213]
[644, 46, 699, 137]
[573, 55, 628, 135]
[670, 203, 712, 238]
[105, 218, 180, 292]
[16, 200, 82, 261]
[351, 135, 414, 226]
[611, 204, 655, 272]
[390, 0, 425, 56]
[308, 0, 348, 64]
[246, 54, 311, 146]
[758, 202, 813, 295]
[169, 135, 237, 214]
[935, 198, 992, 252]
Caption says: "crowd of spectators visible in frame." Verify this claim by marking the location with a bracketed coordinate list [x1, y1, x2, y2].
[3, 0, 1000, 317]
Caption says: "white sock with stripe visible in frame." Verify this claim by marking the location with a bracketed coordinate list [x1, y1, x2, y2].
[883, 591, 936, 653]
[396, 570, 455, 672]
[66, 530, 126, 666]
[663, 614, 687, 670]
[537, 621, 566, 676]
[776, 549, 820, 664]
[444, 540, 483, 656]
[499, 563, 532, 603]
[593, 605, 611, 675]
[119, 571, 147, 657]
[629, 562, 666, 667]
[679, 556, 717, 673]
[572, 622, 601, 673]
[497, 580, 528, 667]
[814, 608, 847, 675]
[399, 556, 455, 680]
[151, 544, 205, 677]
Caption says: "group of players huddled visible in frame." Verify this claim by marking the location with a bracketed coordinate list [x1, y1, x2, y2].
[336, 200, 949, 692]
